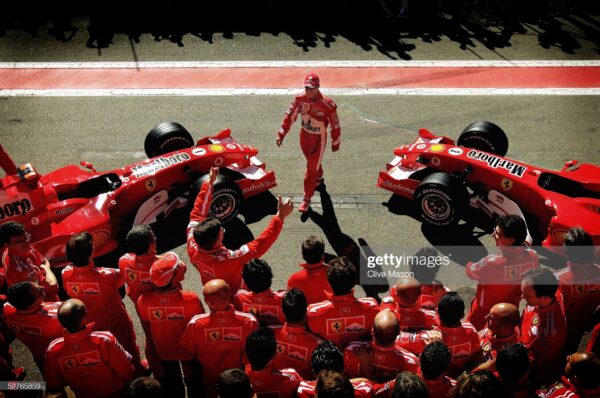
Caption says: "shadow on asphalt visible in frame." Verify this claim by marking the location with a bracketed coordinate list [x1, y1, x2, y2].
[0, 2, 599, 59]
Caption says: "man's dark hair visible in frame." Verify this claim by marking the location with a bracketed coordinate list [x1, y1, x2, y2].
[564, 227, 595, 264]
[326, 257, 356, 296]
[282, 288, 308, 323]
[496, 344, 530, 388]
[410, 247, 442, 283]
[66, 232, 94, 266]
[311, 340, 344, 375]
[6, 282, 38, 311]
[245, 327, 277, 370]
[391, 371, 429, 398]
[242, 259, 273, 294]
[451, 370, 509, 398]
[302, 236, 325, 264]
[437, 292, 465, 326]
[192, 218, 221, 250]
[496, 215, 527, 246]
[523, 268, 558, 298]
[420, 341, 451, 380]
[217, 369, 253, 398]
[126, 225, 155, 255]
[315, 370, 354, 398]
[128, 377, 163, 398]
[0, 221, 25, 241]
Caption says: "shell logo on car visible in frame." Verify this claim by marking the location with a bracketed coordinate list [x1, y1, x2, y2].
[208, 144, 225, 153]
[429, 144, 446, 153]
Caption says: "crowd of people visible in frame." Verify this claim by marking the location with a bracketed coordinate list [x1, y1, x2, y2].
[0, 161, 599, 397]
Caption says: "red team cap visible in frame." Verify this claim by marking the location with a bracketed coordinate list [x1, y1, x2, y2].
[150, 253, 180, 287]
[304, 73, 320, 89]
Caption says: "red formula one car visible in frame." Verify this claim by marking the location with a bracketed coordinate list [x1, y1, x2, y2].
[0, 122, 276, 267]
[378, 121, 600, 254]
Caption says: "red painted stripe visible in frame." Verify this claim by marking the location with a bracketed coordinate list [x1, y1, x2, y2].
[1, 67, 599, 89]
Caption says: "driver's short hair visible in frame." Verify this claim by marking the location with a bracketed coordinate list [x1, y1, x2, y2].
[193, 218, 221, 250]
[326, 256, 356, 296]
[126, 224, 155, 255]
[496, 215, 527, 246]
[66, 232, 94, 266]
[302, 236, 325, 264]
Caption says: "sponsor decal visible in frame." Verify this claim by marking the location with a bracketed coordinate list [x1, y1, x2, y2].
[242, 180, 276, 194]
[208, 144, 225, 153]
[504, 265, 520, 281]
[151, 308, 165, 320]
[226, 144, 236, 149]
[326, 316, 365, 335]
[92, 230, 110, 247]
[288, 345, 308, 361]
[31, 217, 39, 225]
[501, 178, 513, 191]
[431, 157, 441, 166]
[60, 351, 100, 371]
[429, 144, 446, 153]
[380, 179, 415, 195]
[416, 144, 427, 150]
[482, 342, 491, 352]
[9, 322, 41, 337]
[276, 343, 286, 355]
[467, 150, 527, 177]
[449, 147, 463, 156]
[0, 198, 32, 220]
[127, 270, 137, 282]
[54, 207, 74, 216]
[302, 103, 310, 112]
[207, 329, 221, 342]
[214, 157, 223, 166]
[452, 343, 472, 359]
[192, 148, 206, 156]
[301, 119, 321, 133]
[223, 327, 242, 341]
[145, 178, 156, 192]
[131, 153, 190, 178]
[532, 314, 539, 326]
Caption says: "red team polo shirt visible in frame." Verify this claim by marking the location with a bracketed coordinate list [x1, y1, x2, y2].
[233, 288, 286, 326]
[179, 305, 258, 396]
[297, 379, 374, 398]
[2, 247, 58, 299]
[245, 363, 302, 398]
[478, 327, 521, 362]
[307, 292, 379, 349]
[118, 252, 156, 303]
[554, 264, 600, 351]
[44, 324, 134, 398]
[344, 340, 420, 383]
[466, 248, 539, 330]
[520, 299, 567, 387]
[436, 323, 482, 378]
[270, 323, 323, 380]
[137, 289, 204, 360]
[3, 301, 63, 370]
[419, 283, 449, 311]
[379, 298, 438, 332]
[287, 262, 332, 304]
[187, 181, 284, 294]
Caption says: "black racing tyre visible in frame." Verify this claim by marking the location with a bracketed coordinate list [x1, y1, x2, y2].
[144, 122, 194, 158]
[457, 121, 509, 157]
[190, 174, 243, 224]
[414, 172, 468, 226]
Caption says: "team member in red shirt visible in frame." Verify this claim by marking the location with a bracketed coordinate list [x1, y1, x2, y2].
[537, 352, 600, 398]
[62, 232, 146, 376]
[137, 253, 203, 398]
[555, 227, 600, 354]
[345, 310, 420, 382]
[187, 167, 293, 293]
[466, 215, 539, 330]
[495, 344, 537, 398]
[520, 268, 567, 388]
[233, 259, 286, 326]
[1, 221, 59, 300]
[435, 292, 483, 378]
[410, 247, 450, 311]
[276, 73, 342, 213]
[296, 340, 374, 398]
[270, 288, 323, 379]
[477, 303, 521, 368]
[44, 299, 134, 398]
[245, 327, 302, 397]
[3, 281, 62, 371]
[380, 276, 438, 332]
[307, 256, 379, 349]
[179, 279, 258, 398]
[287, 235, 332, 304]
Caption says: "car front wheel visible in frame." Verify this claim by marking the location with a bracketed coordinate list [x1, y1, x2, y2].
[414, 172, 468, 226]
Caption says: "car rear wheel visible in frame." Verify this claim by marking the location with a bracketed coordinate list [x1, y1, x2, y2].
[190, 174, 243, 224]
[414, 172, 468, 226]
[144, 122, 195, 158]
[457, 121, 508, 157]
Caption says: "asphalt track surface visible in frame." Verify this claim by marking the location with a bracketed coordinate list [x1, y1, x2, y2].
[1, 14, 600, 389]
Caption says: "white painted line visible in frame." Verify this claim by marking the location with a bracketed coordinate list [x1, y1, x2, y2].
[2, 88, 600, 96]
[1, 61, 600, 69]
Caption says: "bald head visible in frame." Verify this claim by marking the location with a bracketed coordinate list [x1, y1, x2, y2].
[203, 279, 231, 311]
[374, 310, 399, 346]
[566, 352, 600, 389]
[393, 277, 421, 307]
[487, 303, 520, 336]
[58, 299, 87, 333]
